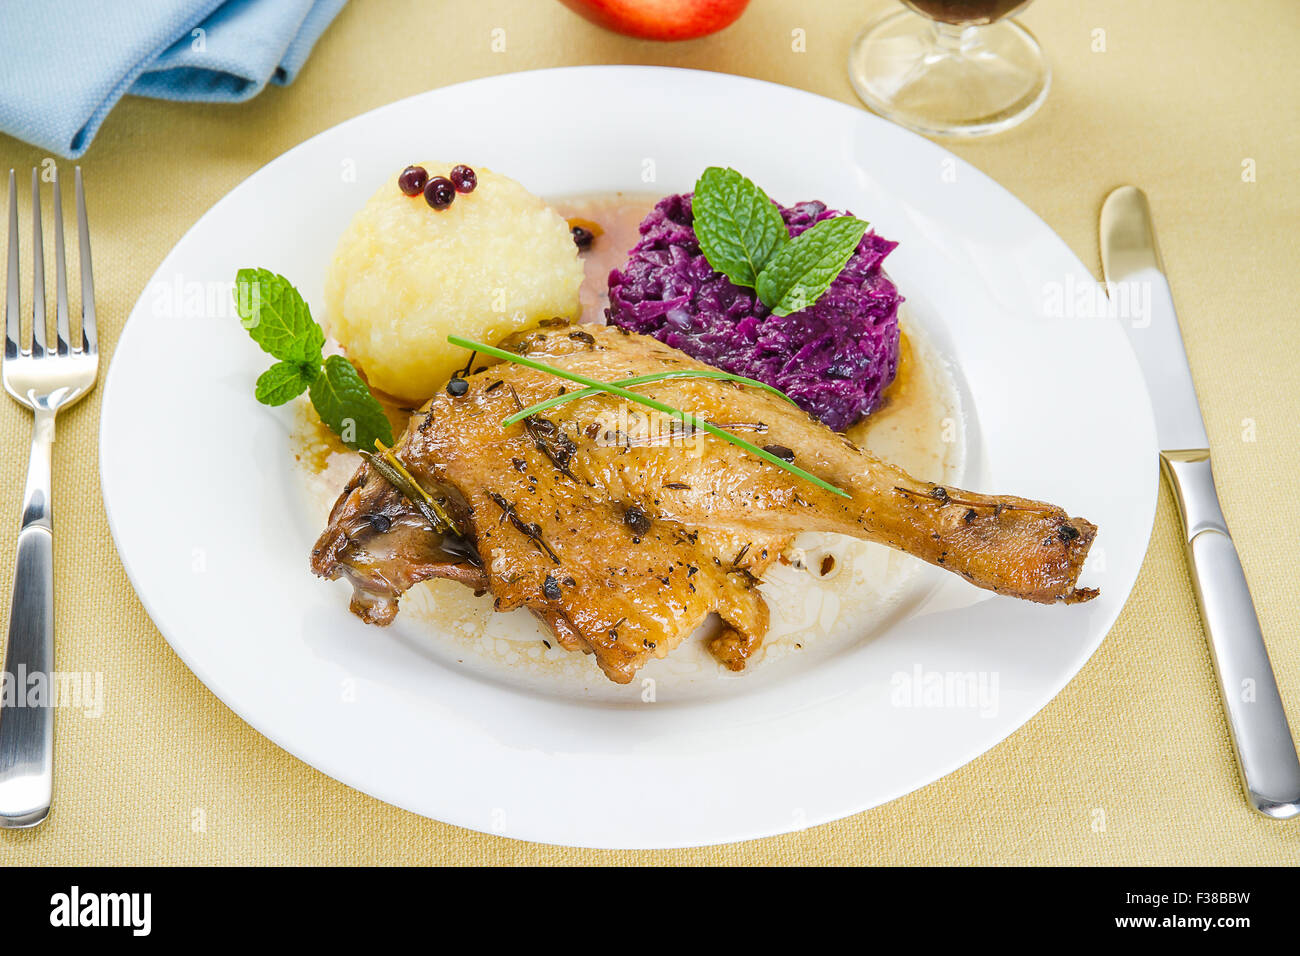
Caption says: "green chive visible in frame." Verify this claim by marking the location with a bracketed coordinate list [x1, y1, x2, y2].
[501, 368, 797, 427]
[448, 335, 851, 499]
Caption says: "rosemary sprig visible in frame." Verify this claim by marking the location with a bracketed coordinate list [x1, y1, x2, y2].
[360, 442, 459, 533]
[447, 335, 851, 499]
[502, 368, 796, 427]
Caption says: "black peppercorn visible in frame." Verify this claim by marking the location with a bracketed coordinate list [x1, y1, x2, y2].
[623, 505, 651, 536]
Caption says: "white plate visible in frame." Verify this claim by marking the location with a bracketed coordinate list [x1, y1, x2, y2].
[100, 67, 1157, 849]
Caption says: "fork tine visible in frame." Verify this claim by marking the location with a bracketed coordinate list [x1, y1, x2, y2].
[5, 170, 18, 359]
[74, 167, 95, 355]
[52, 168, 70, 356]
[29, 168, 46, 355]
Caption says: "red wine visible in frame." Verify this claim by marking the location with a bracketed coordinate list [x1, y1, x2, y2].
[903, 0, 1031, 25]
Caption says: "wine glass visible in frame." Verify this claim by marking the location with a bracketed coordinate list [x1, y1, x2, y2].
[848, 1, 1050, 137]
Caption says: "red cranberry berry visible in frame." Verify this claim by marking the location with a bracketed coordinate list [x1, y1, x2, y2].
[424, 176, 456, 210]
[398, 165, 428, 196]
[449, 165, 477, 194]
[571, 225, 595, 250]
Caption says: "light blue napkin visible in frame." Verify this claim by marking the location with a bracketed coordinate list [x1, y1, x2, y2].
[0, 0, 348, 158]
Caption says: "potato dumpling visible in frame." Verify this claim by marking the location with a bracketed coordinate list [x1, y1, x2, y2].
[325, 164, 583, 404]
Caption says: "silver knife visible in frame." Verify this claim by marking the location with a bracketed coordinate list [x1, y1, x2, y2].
[1101, 185, 1300, 818]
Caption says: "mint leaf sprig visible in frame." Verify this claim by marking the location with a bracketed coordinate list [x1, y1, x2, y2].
[692, 167, 789, 288]
[234, 268, 393, 452]
[691, 167, 869, 317]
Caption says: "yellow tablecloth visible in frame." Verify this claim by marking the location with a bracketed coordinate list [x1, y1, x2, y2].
[1, 0, 1297, 865]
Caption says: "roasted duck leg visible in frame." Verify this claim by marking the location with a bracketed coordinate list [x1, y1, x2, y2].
[312, 322, 1097, 684]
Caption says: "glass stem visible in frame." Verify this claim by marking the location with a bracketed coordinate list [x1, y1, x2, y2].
[932, 20, 982, 53]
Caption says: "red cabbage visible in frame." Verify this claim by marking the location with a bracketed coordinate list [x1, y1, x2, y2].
[606, 193, 902, 432]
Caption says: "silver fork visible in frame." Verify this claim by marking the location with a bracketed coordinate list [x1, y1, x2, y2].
[0, 168, 98, 828]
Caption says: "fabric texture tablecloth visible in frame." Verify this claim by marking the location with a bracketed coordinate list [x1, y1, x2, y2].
[0, 0, 1297, 865]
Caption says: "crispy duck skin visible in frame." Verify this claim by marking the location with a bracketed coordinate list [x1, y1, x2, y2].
[312, 322, 1098, 684]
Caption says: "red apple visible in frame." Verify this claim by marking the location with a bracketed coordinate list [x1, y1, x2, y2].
[557, 0, 751, 41]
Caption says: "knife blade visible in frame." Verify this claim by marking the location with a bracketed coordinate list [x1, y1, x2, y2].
[1099, 188, 1208, 452]
[1101, 185, 1300, 819]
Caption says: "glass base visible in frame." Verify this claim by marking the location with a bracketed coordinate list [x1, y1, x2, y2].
[848, 9, 1050, 138]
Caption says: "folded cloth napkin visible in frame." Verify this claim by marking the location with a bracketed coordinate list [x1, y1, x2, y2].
[0, 0, 348, 158]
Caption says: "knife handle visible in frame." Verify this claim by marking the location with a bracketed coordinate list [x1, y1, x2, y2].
[1162, 450, 1300, 818]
